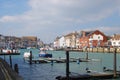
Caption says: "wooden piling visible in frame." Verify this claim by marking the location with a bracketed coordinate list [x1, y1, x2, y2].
[9, 55, 12, 68]
[86, 51, 88, 60]
[14, 64, 19, 73]
[66, 50, 70, 80]
[29, 51, 32, 65]
[113, 48, 117, 78]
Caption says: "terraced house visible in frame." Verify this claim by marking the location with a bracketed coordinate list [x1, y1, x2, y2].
[54, 32, 79, 49]
[79, 30, 108, 48]
[110, 34, 120, 47]
[64, 32, 78, 48]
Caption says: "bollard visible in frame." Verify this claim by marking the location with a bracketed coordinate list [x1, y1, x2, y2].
[14, 64, 19, 73]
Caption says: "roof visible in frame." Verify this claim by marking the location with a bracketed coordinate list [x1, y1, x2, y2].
[64, 32, 78, 37]
[22, 36, 37, 41]
[80, 30, 106, 37]
[111, 34, 120, 40]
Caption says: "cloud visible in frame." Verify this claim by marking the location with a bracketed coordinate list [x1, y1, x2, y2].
[0, 0, 120, 43]
[0, 0, 119, 23]
[0, 16, 17, 22]
[83, 26, 120, 35]
[98, 26, 120, 35]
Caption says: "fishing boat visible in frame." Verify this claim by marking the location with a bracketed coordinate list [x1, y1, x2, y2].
[39, 51, 52, 58]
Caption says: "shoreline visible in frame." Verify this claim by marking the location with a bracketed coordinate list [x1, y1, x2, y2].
[54, 47, 120, 53]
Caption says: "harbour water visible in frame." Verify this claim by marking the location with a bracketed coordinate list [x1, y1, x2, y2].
[1, 49, 120, 80]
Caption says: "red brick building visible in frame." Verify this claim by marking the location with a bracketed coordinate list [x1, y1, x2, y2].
[79, 30, 107, 48]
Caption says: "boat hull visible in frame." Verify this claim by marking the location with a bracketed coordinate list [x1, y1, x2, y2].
[39, 54, 52, 58]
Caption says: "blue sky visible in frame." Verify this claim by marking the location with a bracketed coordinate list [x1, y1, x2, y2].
[0, 0, 120, 43]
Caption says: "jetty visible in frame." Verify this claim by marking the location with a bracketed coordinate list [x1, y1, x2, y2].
[0, 51, 20, 68]
[56, 71, 120, 80]
[56, 50, 120, 80]
[25, 57, 92, 64]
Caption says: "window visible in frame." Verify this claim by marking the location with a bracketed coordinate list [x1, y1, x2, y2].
[119, 42, 120, 44]
[98, 36, 100, 39]
[113, 42, 116, 44]
[90, 36, 93, 38]
[89, 40, 92, 43]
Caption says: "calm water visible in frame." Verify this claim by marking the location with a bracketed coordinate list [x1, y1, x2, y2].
[1, 49, 120, 80]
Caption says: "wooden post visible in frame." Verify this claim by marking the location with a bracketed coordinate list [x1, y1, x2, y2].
[9, 55, 12, 68]
[29, 51, 32, 65]
[14, 64, 19, 73]
[86, 51, 88, 60]
[51, 60, 53, 66]
[108, 47, 110, 53]
[66, 50, 69, 80]
[4, 55, 6, 61]
[114, 48, 117, 78]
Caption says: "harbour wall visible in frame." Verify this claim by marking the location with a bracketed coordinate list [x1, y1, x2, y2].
[0, 58, 23, 80]
[83, 48, 120, 53]
[55, 47, 120, 53]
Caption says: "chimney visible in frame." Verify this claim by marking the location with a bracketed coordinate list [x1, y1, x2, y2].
[82, 31, 86, 37]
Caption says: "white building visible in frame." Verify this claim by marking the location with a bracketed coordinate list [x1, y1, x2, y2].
[59, 36, 65, 48]
[64, 32, 78, 48]
[53, 37, 60, 48]
[111, 34, 120, 47]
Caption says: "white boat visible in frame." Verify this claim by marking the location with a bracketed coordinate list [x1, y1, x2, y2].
[23, 52, 31, 58]
[40, 48, 48, 51]
[23, 51, 34, 58]
[2, 49, 19, 53]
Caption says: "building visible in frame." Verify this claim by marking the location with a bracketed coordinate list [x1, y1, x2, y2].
[64, 32, 78, 48]
[79, 30, 107, 48]
[0, 35, 22, 49]
[21, 36, 37, 48]
[53, 36, 60, 49]
[59, 36, 65, 48]
[110, 34, 120, 47]
[0, 34, 5, 48]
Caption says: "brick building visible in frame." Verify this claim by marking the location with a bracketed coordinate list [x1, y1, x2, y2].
[79, 30, 107, 48]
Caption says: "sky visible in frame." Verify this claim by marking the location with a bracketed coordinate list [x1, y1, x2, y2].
[0, 0, 120, 43]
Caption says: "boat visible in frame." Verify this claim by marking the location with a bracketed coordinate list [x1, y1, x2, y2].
[2, 49, 19, 54]
[39, 51, 52, 58]
[23, 52, 31, 58]
[23, 51, 34, 58]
